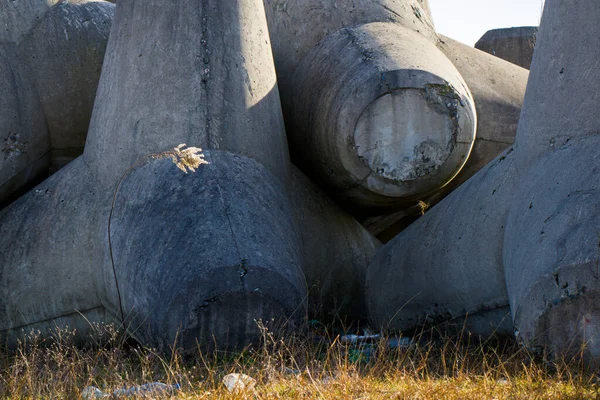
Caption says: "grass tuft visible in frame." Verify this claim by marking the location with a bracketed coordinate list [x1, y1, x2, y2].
[1, 322, 598, 399]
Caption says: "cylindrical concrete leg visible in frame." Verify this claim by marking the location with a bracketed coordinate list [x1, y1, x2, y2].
[84, 0, 290, 187]
[289, 22, 476, 208]
[81, 0, 306, 351]
[505, 141, 600, 361]
[0, 158, 114, 347]
[110, 151, 306, 351]
[0, 43, 48, 208]
[263, 0, 437, 106]
[503, 0, 600, 362]
[19, 1, 114, 172]
[366, 146, 516, 337]
[289, 167, 381, 323]
[359, 37, 529, 241]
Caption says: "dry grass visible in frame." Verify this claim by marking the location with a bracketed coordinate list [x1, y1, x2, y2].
[1, 322, 598, 399]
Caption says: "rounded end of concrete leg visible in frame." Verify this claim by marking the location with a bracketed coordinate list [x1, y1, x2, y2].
[352, 83, 474, 200]
[355, 89, 456, 183]
[159, 265, 305, 352]
[109, 150, 307, 353]
[520, 291, 600, 365]
[289, 22, 476, 208]
[514, 266, 600, 365]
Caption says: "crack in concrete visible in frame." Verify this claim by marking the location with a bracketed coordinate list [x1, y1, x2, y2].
[1, 305, 104, 332]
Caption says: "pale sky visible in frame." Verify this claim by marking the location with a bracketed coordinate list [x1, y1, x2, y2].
[429, 0, 545, 46]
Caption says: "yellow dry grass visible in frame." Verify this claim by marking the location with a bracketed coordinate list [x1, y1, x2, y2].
[1, 322, 598, 399]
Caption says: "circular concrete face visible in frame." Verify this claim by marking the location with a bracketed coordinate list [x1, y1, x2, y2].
[353, 83, 473, 199]
[355, 89, 455, 182]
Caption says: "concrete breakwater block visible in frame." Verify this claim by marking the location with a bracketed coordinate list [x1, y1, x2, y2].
[368, 0, 600, 362]
[475, 27, 537, 70]
[0, 0, 114, 208]
[287, 22, 476, 208]
[0, 0, 383, 352]
[265, 0, 527, 220]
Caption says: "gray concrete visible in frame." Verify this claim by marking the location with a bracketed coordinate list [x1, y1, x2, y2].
[0, 43, 49, 208]
[289, 167, 381, 322]
[287, 22, 476, 208]
[265, 0, 528, 213]
[436, 36, 528, 191]
[0, 0, 53, 43]
[0, 158, 112, 346]
[362, 37, 529, 241]
[364, 45, 528, 335]
[19, 1, 114, 172]
[366, 145, 517, 337]
[1, 0, 308, 352]
[264, 0, 475, 209]
[110, 151, 306, 351]
[0, 0, 114, 207]
[264, 0, 437, 106]
[503, 0, 600, 361]
[475, 27, 537, 70]
[368, 0, 600, 359]
[84, 0, 290, 187]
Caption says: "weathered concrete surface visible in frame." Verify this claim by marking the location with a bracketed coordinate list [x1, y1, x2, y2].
[0, 0, 53, 43]
[264, 0, 437, 106]
[436, 36, 528, 190]
[0, 0, 114, 207]
[264, 1, 478, 209]
[366, 146, 517, 337]
[288, 22, 476, 208]
[0, 44, 49, 208]
[503, 0, 600, 361]
[365, 41, 528, 334]
[505, 141, 600, 360]
[1, 0, 307, 352]
[111, 151, 306, 351]
[0, 158, 112, 346]
[289, 167, 381, 322]
[19, 1, 114, 172]
[362, 37, 528, 241]
[265, 0, 528, 214]
[84, 0, 290, 187]
[368, 0, 600, 359]
[475, 27, 537, 70]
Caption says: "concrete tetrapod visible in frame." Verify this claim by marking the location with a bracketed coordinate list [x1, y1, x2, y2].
[502, 0, 600, 362]
[475, 27, 537, 70]
[0, 0, 307, 352]
[264, 1, 476, 209]
[365, 37, 529, 241]
[368, 0, 600, 358]
[0, 0, 114, 208]
[289, 22, 477, 208]
[264, 0, 528, 215]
